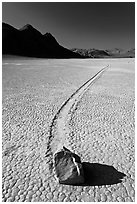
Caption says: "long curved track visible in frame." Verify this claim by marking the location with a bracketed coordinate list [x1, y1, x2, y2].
[2, 58, 135, 202]
[46, 65, 109, 169]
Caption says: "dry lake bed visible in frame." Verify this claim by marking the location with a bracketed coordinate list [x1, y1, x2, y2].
[2, 57, 135, 202]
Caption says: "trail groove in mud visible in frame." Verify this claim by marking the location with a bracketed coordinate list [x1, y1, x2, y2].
[46, 65, 109, 168]
[2, 58, 135, 202]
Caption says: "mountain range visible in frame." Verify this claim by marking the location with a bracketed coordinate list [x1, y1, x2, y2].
[2, 22, 135, 59]
[71, 48, 135, 58]
[2, 22, 82, 58]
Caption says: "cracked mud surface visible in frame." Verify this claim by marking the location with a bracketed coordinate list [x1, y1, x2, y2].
[2, 58, 135, 202]
[47, 65, 109, 166]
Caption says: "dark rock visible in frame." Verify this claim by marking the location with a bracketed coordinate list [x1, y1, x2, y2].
[54, 146, 84, 185]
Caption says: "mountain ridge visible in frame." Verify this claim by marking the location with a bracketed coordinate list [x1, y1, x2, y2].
[2, 22, 82, 58]
[71, 48, 135, 58]
[2, 22, 135, 58]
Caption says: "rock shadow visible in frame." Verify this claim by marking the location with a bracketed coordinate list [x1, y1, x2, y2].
[80, 162, 126, 186]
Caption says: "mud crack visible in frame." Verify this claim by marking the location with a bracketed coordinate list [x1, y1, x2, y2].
[46, 65, 109, 170]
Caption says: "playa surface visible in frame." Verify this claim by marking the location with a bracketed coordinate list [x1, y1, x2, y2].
[2, 58, 135, 202]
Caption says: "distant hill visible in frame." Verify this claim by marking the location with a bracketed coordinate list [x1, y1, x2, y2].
[71, 48, 110, 58]
[105, 48, 135, 58]
[2, 22, 82, 59]
[71, 48, 135, 58]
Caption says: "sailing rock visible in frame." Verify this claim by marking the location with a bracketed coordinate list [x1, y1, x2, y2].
[53, 146, 84, 184]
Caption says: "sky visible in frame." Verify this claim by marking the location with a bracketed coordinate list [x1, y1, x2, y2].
[2, 2, 135, 50]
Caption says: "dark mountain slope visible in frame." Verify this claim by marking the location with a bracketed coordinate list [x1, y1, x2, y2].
[2, 23, 20, 55]
[2, 22, 82, 58]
